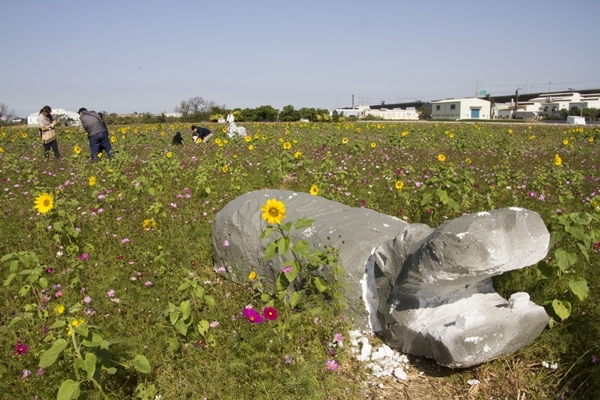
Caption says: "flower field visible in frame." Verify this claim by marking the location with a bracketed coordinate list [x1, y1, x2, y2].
[0, 121, 599, 399]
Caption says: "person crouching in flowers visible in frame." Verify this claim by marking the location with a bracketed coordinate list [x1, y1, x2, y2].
[37, 105, 61, 160]
[191, 125, 213, 143]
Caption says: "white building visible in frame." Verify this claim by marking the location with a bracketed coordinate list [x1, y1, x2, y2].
[366, 107, 419, 121]
[431, 98, 491, 120]
[27, 108, 81, 126]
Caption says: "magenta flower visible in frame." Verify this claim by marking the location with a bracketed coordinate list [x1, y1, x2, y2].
[144, 281, 152, 287]
[283, 265, 292, 274]
[263, 307, 278, 321]
[107, 289, 115, 298]
[333, 333, 343, 343]
[243, 307, 264, 324]
[77, 253, 89, 261]
[37, 367, 45, 376]
[121, 238, 130, 244]
[83, 296, 92, 304]
[14, 341, 28, 355]
[222, 239, 230, 247]
[325, 359, 339, 371]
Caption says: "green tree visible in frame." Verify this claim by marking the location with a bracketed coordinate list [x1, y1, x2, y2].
[279, 105, 300, 122]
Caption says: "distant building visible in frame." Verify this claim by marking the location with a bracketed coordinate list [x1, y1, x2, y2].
[431, 98, 491, 120]
[26, 108, 80, 126]
[365, 107, 419, 120]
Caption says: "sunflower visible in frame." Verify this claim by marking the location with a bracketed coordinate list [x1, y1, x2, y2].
[110, 135, 117, 144]
[261, 199, 286, 225]
[395, 180, 404, 190]
[554, 154, 562, 166]
[88, 176, 96, 186]
[309, 185, 319, 196]
[437, 154, 446, 162]
[166, 151, 173, 158]
[73, 145, 82, 155]
[342, 137, 349, 144]
[294, 151, 302, 159]
[34, 192, 54, 214]
[370, 142, 377, 148]
[222, 165, 229, 173]
[248, 145, 254, 151]
[248, 271, 257, 281]
[283, 141, 292, 150]
[244, 135, 252, 142]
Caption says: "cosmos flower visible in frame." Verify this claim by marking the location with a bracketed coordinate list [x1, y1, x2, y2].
[263, 307, 278, 321]
[243, 307, 264, 324]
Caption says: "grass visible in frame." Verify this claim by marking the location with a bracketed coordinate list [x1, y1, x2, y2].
[0, 121, 599, 399]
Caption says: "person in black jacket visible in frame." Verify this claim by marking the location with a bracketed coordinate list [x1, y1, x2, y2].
[172, 131, 184, 145]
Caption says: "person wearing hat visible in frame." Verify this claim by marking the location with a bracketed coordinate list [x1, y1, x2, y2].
[78, 107, 113, 161]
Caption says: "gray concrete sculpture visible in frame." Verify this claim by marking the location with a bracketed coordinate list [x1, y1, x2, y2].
[212, 189, 550, 368]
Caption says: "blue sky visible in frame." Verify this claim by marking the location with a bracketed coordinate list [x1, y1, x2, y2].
[2, 0, 599, 117]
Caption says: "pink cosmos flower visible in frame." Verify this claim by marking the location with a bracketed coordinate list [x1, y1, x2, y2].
[263, 307, 278, 321]
[77, 253, 89, 261]
[333, 333, 343, 343]
[222, 239, 230, 247]
[325, 359, 339, 371]
[243, 308, 264, 324]
[283, 265, 292, 274]
[107, 289, 115, 298]
[83, 296, 92, 304]
[20, 369, 31, 380]
[144, 281, 152, 287]
[210, 321, 220, 328]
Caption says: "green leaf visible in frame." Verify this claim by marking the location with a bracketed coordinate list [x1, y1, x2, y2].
[260, 226, 275, 239]
[74, 322, 89, 338]
[204, 295, 216, 307]
[276, 272, 289, 291]
[174, 319, 189, 336]
[280, 221, 293, 233]
[313, 276, 328, 293]
[193, 286, 205, 299]
[179, 300, 191, 320]
[168, 311, 179, 326]
[537, 261, 556, 279]
[177, 281, 190, 292]
[49, 320, 67, 330]
[290, 292, 301, 308]
[277, 236, 290, 256]
[3, 272, 16, 286]
[131, 354, 151, 374]
[554, 248, 577, 272]
[260, 293, 270, 303]
[292, 240, 310, 258]
[286, 262, 300, 282]
[552, 299, 571, 320]
[568, 278, 589, 301]
[57, 380, 80, 400]
[39, 338, 68, 368]
[264, 241, 278, 261]
[84, 352, 97, 380]
[38, 277, 48, 289]
[198, 320, 209, 336]
[82, 333, 104, 348]
[294, 218, 314, 230]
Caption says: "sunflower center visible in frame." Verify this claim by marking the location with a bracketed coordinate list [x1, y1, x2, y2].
[268, 208, 279, 217]
[43, 199, 51, 207]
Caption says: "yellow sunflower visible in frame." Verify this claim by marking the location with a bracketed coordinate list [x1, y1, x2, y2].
[283, 141, 292, 150]
[88, 176, 96, 186]
[248, 271, 257, 281]
[554, 154, 562, 166]
[110, 135, 117, 144]
[370, 142, 377, 148]
[222, 165, 229, 173]
[342, 137, 349, 144]
[395, 180, 404, 190]
[248, 145, 254, 151]
[73, 145, 82, 155]
[166, 151, 173, 158]
[34, 192, 54, 214]
[244, 135, 252, 142]
[294, 151, 302, 159]
[55, 304, 65, 315]
[437, 154, 446, 162]
[261, 199, 286, 225]
[309, 185, 319, 196]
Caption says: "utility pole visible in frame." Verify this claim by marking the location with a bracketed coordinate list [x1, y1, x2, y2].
[513, 88, 520, 119]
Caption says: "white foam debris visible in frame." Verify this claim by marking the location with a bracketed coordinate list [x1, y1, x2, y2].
[467, 379, 480, 386]
[350, 330, 410, 382]
[509, 207, 524, 211]
[456, 232, 467, 239]
[464, 336, 483, 344]
[477, 212, 491, 216]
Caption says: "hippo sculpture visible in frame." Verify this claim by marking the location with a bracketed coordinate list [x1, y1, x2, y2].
[212, 190, 550, 368]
